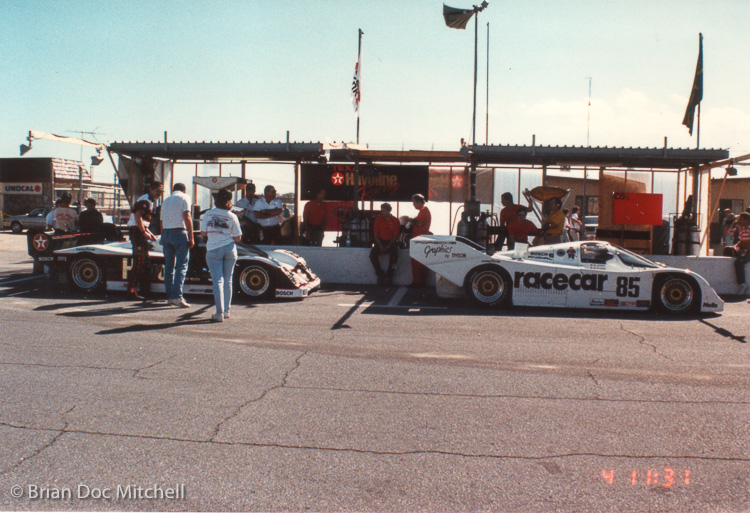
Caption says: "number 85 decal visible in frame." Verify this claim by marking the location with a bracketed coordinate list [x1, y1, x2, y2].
[616, 277, 640, 297]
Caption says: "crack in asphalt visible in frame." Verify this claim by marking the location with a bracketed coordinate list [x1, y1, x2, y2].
[0, 405, 76, 475]
[619, 323, 671, 360]
[207, 351, 308, 442]
[281, 385, 750, 406]
[0, 419, 748, 464]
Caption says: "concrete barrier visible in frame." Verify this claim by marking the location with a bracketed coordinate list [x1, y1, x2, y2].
[266, 245, 748, 296]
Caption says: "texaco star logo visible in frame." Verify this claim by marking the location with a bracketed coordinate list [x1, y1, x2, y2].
[451, 175, 464, 188]
[331, 172, 344, 186]
[33, 234, 49, 251]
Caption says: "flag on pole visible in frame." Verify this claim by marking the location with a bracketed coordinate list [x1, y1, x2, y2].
[351, 61, 361, 114]
[682, 33, 703, 136]
[443, 4, 476, 29]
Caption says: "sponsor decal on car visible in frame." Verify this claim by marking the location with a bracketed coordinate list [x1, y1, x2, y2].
[604, 299, 619, 307]
[636, 300, 650, 308]
[276, 290, 295, 297]
[702, 302, 719, 308]
[423, 244, 455, 258]
[514, 271, 608, 291]
[590, 299, 605, 306]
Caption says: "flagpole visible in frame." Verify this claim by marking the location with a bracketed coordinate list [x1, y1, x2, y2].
[485, 22, 489, 145]
[356, 28, 363, 145]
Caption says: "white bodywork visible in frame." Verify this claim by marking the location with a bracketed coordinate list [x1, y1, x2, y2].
[411, 235, 723, 313]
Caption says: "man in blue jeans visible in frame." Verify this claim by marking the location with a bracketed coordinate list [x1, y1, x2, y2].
[160, 183, 194, 307]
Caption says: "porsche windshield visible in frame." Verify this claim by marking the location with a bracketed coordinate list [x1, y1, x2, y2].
[614, 246, 661, 268]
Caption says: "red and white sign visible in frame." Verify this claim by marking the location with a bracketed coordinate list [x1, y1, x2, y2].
[2, 183, 43, 195]
[331, 172, 345, 186]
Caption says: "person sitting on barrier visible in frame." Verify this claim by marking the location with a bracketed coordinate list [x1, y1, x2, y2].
[46, 194, 78, 234]
[370, 203, 400, 286]
[542, 197, 565, 244]
[302, 188, 327, 246]
[507, 206, 541, 246]
[731, 212, 750, 294]
[79, 198, 125, 242]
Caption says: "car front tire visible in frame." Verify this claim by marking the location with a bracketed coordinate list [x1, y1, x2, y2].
[68, 256, 106, 292]
[11, 222, 22, 233]
[655, 275, 698, 315]
[236, 264, 274, 299]
[464, 265, 512, 308]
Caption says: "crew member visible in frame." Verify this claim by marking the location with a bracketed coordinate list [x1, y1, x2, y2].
[126, 199, 157, 300]
[369, 203, 401, 286]
[507, 206, 541, 245]
[303, 188, 327, 246]
[498, 192, 521, 250]
[160, 183, 194, 308]
[47, 194, 78, 234]
[127, 181, 164, 235]
[732, 212, 750, 295]
[542, 197, 565, 244]
[254, 185, 283, 245]
[408, 193, 432, 287]
[236, 182, 261, 244]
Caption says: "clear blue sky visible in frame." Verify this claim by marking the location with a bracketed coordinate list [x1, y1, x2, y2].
[2, 0, 748, 187]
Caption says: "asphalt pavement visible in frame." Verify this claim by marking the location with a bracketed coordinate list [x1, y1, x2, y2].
[0, 231, 748, 512]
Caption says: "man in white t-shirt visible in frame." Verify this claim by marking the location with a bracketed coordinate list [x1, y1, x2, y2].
[47, 194, 79, 233]
[160, 183, 194, 307]
[254, 185, 283, 245]
[235, 182, 260, 244]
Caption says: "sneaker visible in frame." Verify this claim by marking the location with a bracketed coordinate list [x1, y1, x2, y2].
[170, 297, 191, 308]
[223, 312, 230, 320]
[127, 291, 144, 301]
[210, 313, 224, 323]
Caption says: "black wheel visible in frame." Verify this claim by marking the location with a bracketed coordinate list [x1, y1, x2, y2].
[655, 275, 698, 315]
[236, 264, 274, 299]
[10, 222, 22, 233]
[464, 265, 512, 308]
[68, 256, 106, 292]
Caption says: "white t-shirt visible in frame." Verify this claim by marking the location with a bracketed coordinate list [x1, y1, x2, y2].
[254, 197, 283, 227]
[161, 190, 191, 229]
[50, 207, 79, 232]
[127, 193, 153, 228]
[235, 196, 258, 223]
[200, 208, 242, 251]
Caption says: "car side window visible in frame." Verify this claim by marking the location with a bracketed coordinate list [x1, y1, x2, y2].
[580, 244, 613, 264]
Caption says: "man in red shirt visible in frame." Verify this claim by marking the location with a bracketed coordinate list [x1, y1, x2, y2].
[409, 194, 432, 287]
[369, 203, 401, 285]
[302, 188, 328, 246]
[507, 206, 541, 245]
[732, 212, 750, 294]
[498, 192, 521, 250]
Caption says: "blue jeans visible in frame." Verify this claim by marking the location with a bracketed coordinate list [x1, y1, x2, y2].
[162, 229, 190, 300]
[206, 242, 238, 315]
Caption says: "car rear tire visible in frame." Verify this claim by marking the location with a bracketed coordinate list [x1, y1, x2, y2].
[11, 222, 22, 234]
[655, 275, 698, 315]
[68, 256, 106, 292]
[464, 265, 512, 308]
[236, 264, 274, 299]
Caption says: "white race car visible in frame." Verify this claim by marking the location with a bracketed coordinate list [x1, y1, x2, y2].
[53, 239, 320, 300]
[411, 236, 723, 315]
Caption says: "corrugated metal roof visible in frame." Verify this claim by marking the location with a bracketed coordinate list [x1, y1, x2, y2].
[108, 141, 325, 161]
[464, 144, 729, 169]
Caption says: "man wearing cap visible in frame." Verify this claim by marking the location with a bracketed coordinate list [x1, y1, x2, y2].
[160, 183, 194, 307]
[369, 203, 401, 285]
[507, 206, 541, 245]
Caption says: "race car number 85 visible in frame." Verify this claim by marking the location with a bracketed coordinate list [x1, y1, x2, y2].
[616, 277, 640, 297]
